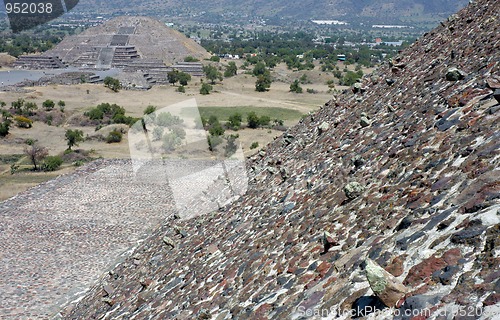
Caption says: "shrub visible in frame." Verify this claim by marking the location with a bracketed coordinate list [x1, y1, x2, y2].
[42, 99, 55, 111]
[0, 121, 9, 137]
[247, 111, 260, 129]
[58, 100, 65, 112]
[106, 130, 123, 143]
[210, 55, 220, 62]
[104, 76, 121, 92]
[227, 113, 242, 130]
[14, 115, 33, 128]
[156, 112, 183, 127]
[224, 134, 239, 157]
[306, 88, 317, 94]
[65, 129, 84, 150]
[144, 105, 157, 115]
[184, 56, 199, 62]
[209, 122, 225, 136]
[207, 135, 223, 152]
[152, 127, 163, 141]
[290, 80, 303, 93]
[259, 115, 271, 127]
[200, 83, 213, 95]
[162, 132, 182, 151]
[177, 85, 186, 93]
[224, 61, 237, 77]
[42, 155, 63, 171]
[250, 141, 259, 149]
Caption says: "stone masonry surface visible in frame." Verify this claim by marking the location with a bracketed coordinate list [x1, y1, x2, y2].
[5, 0, 500, 319]
[65, 0, 498, 318]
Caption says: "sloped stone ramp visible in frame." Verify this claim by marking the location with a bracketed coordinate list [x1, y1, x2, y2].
[0, 160, 178, 319]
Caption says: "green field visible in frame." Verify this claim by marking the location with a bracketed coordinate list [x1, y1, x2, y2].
[192, 106, 304, 121]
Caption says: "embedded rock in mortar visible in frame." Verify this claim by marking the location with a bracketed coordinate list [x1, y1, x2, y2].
[344, 182, 365, 199]
[365, 258, 408, 308]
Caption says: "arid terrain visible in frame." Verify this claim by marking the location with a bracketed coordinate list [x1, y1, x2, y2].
[0, 61, 352, 201]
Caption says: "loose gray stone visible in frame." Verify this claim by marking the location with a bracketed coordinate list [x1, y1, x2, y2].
[360, 116, 371, 128]
[318, 121, 330, 133]
[344, 182, 365, 199]
[366, 258, 408, 307]
[445, 67, 466, 81]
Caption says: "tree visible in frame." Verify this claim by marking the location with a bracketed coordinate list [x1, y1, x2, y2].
[58, 100, 65, 112]
[227, 113, 242, 130]
[253, 61, 267, 76]
[290, 79, 303, 93]
[259, 115, 271, 126]
[200, 83, 213, 95]
[23, 102, 38, 116]
[11, 98, 24, 113]
[65, 129, 84, 150]
[24, 142, 48, 171]
[42, 155, 63, 171]
[247, 112, 260, 129]
[42, 99, 55, 111]
[255, 73, 271, 92]
[167, 70, 179, 85]
[177, 72, 192, 86]
[0, 121, 9, 137]
[224, 134, 239, 157]
[203, 65, 222, 84]
[224, 61, 237, 77]
[103, 77, 121, 92]
[106, 130, 123, 143]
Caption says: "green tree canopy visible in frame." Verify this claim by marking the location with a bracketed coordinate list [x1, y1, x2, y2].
[65, 129, 84, 150]
[203, 65, 222, 84]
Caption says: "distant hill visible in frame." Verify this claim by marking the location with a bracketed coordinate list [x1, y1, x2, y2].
[78, 0, 469, 24]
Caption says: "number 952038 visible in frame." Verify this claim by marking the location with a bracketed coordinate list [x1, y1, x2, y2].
[5, 2, 53, 14]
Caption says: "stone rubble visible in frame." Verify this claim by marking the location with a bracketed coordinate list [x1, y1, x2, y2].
[2, 0, 499, 319]
[62, 0, 498, 318]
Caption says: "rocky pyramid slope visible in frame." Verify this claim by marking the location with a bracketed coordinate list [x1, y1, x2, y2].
[62, 0, 499, 318]
[44, 16, 209, 67]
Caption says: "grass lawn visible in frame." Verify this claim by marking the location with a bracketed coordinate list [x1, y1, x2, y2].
[193, 106, 304, 121]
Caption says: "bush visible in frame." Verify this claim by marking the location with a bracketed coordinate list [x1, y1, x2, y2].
[162, 132, 182, 151]
[152, 127, 163, 141]
[184, 56, 199, 62]
[306, 88, 317, 94]
[247, 111, 260, 129]
[42, 155, 63, 171]
[177, 85, 186, 93]
[200, 83, 213, 95]
[104, 77, 121, 92]
[156, 112, 183, 127]
[210, 55, 220, 62]
[207, 135, 223, 152]
[0, 121, 9, 137]
[42, 99, 55, 111]
[250, 141, 259, 149]
[14, 115, 32, 128]
[224, 61, 237, 77]
[144, 105, 157, 115]
[208, 122, 225, 136]
[106, 130, 123, 143]
[290, 80, 303, 93]
[227, 113, 242, 130]
[259, 115, 271, 126]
